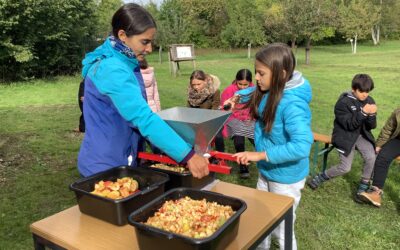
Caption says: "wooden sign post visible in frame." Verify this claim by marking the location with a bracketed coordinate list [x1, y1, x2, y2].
[168, 44, 196, 77]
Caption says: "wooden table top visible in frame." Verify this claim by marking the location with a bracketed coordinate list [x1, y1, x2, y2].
[30, 181, 293, 250]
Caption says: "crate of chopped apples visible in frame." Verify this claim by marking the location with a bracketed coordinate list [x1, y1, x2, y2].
[91, 177, 139, 199]
[70, 166, 169, 226]
[128, 188, 247, 250]
[140, 162, 216, 191]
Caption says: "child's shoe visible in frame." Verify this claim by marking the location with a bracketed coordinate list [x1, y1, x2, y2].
[307, 172, 329, 190]
[354, 181, 370, 203]
[239, 165, 250, 179]
[359, 186, 383, 207]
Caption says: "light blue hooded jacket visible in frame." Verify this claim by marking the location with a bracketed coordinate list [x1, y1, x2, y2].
[238, 71, 313, 184]
[78, 38, 193, 177]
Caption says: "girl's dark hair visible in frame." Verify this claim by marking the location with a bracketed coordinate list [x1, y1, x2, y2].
[235, 68, 252, 82]
[190, 70, 207, 84]
[111, 3, 156, 37]
[351, 74, 374, 92]
[139, 58, 148, 69]
[248, 43, 296, 132]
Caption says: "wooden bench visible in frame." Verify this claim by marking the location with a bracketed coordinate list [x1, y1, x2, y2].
[311, 133, 400, 174]
[311, 132, 334, 175]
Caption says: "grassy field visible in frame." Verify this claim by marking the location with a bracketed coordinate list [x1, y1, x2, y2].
[1, 40, 399, 249]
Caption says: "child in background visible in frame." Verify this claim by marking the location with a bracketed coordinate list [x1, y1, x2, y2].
[220, 69, 255, 178]
[187, 70, 224, 153]
[74, 79, 85, 133]
[359, 107, 400, 207]
[140, 58, 161, 113]
[308, 74, 377, 201]
[225, 43, 313, 250]
[140, 58, 161, 154]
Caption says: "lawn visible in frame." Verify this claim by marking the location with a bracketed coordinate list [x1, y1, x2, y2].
[0, 40, 399, 249]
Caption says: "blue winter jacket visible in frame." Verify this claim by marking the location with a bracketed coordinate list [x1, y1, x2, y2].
[78, 38, 193, 177]
[238, 71, 313, 184]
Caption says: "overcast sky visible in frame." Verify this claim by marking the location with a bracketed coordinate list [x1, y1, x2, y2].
[123, 0, 164, 6]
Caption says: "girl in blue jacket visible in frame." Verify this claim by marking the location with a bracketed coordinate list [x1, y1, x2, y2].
[225, 43, 313, 250]
[78, 3, 209, 178]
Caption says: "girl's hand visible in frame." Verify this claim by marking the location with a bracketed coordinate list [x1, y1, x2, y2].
[222, 95, 240, 110]
[233, 151, 266, 165]
[187, 154, 209, 178]
[375, 146, 381, 154]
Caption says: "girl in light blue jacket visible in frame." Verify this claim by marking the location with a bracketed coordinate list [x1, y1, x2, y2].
[225, 43, 313, 250]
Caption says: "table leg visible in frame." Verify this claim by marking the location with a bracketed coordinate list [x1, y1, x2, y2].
[32, 234, 66, 250]
[284, 206, 293, 250]
[248, 205, 293, 249]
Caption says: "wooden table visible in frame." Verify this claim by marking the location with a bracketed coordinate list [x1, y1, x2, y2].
[30, 181, 294, 250]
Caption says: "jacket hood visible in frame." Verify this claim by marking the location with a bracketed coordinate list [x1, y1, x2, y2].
[209, 74, 221, 92]
[140, 67, 155, 88]
[81, 38, 138, 78]
[338, 90, 368, 104]
[140, 67, 154, 75]
[284, 71, 312, 104]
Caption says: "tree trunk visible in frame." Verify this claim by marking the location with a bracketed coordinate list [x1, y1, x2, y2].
[291, 37, 296, 50]
[354, 34, 358, 54]
[305, 38, 311, 65]
[371, 27, 377, 45]
[376, 25, 380, 44]
[371, 25, 380, 45]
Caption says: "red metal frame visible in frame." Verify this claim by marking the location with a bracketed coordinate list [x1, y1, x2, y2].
[138, 151, 236, 174]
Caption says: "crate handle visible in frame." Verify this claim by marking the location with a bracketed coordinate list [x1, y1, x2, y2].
[141, 185, 158, 195]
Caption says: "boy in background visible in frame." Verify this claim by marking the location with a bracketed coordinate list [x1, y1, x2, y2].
[308, 74, 377, 201]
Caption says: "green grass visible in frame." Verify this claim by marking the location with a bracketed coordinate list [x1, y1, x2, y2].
[1, 41, 400, 249]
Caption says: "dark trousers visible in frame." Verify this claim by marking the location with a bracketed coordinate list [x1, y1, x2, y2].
[233, 136, 255, 153]
[78, 80, 85, 132]
[214, 129, 225, 152]
[233, 136, 254, 168]
[78, 99, 85, 132]
[372, 138, 400, 189]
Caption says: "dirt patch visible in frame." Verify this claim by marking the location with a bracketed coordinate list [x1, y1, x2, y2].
[0, 135, 30, 184]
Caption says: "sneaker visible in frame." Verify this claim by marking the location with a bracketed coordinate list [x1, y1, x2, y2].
[356, 182, 370, 195]
[359, 187, 383, 207]
[307, 173, 329, 190]
[354, 182, 369, 203]
[239, 165, 250, 179]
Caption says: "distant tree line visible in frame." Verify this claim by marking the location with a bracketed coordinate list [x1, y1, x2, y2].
[1, 0, 399, 81]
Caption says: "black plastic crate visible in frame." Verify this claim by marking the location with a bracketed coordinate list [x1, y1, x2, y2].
[128, 188, 247, 250]
[69, 166, 169, 226]
[140, 162, 215, 190]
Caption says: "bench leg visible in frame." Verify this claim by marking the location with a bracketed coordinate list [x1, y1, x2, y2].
[311, 141, 320, 176]
[322, 144, 334, 172]
[322, 143, 329, 171]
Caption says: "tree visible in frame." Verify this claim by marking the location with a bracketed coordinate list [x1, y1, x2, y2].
[263, 2, 298, 46]
[180, 0, 228, 47]
[94, 0, 123, 40]
[338, 0, 378, 53]
[156, 0, 188, 47]
[0, 0, 98, 81]
[299, 0, 337, 64]
[379, 0, 400, 40]
[263, 0, 337, 64]
[221, 0, 266, 48]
